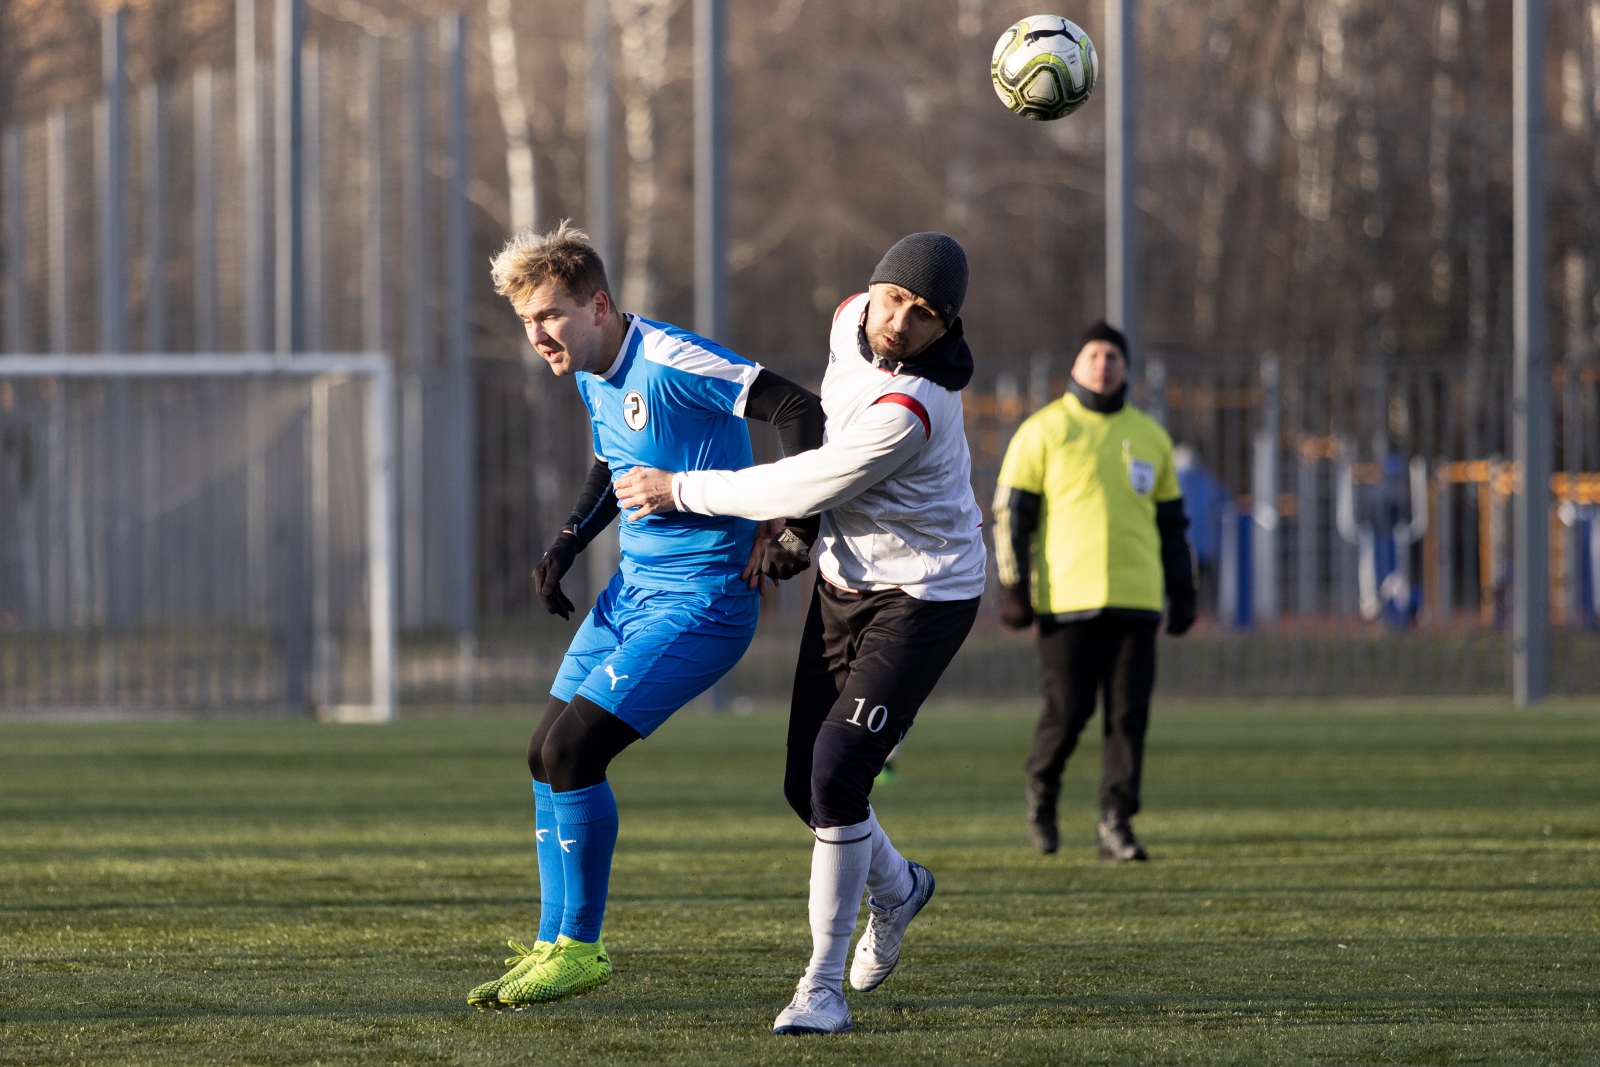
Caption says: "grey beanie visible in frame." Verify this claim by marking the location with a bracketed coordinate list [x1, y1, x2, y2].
[868, 232, 969, 326]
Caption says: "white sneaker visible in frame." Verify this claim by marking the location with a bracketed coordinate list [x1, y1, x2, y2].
[772, 978, 853, 1035]
[849, 860, 935, 992]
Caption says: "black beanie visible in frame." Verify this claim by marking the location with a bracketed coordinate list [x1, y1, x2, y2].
[1079, 320, 1128, 358]
[868, 232, 969, 327]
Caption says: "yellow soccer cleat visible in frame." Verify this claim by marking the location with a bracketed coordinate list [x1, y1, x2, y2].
[467, 939, 554, 1011]
[497, 935, 612, 1008]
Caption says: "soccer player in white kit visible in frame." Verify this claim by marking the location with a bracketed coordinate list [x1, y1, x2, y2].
[617, 233, 987, 1035]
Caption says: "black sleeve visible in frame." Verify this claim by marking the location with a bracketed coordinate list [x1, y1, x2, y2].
[993, 487, 1042, 589]
[744, 369, 825, 545]
[745, 369, 825, 457]
[563, 457, 620, 551]
[1156, 498, 1196, 597]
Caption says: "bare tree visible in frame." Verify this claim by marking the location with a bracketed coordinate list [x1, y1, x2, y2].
[614, 0, 677, 317]
[487, 0, 537, 232]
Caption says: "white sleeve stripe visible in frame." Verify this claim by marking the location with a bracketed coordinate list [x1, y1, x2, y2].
[730, 362, 762, 418]
[641, 340, 760, 387]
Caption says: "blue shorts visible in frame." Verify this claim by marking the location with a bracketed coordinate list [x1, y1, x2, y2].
[551, 573, 760, 737]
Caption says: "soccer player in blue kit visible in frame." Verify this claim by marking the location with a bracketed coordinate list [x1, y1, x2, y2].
[466, 223, 823, 1010]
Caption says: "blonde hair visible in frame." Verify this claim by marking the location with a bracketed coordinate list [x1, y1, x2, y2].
[489, 220, 612, 306]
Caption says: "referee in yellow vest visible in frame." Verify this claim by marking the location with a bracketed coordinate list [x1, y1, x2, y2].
[993, 322, 1197, 860]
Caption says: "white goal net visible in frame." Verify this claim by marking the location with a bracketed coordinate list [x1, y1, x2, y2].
[0, 353, 395, 720]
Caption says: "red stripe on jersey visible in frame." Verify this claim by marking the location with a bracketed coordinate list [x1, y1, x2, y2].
[873, 392, 931, 439]
[834, 293, 868, 323]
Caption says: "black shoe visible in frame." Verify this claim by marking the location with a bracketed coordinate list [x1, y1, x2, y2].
[1025, 780, 1059, 855]
[1096, 816, 1148, 862]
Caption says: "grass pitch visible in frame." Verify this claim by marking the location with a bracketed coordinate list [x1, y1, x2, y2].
[2, 700, 1597, 1065]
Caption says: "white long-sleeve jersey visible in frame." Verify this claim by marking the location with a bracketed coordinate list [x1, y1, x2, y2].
[671, 292, 987, 601]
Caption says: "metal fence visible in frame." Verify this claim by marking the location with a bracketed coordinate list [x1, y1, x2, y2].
[459, 348, 1600, 707]
[964, 353, 1600, 631]
[4, 345, 1598, 713]
[0, 9, 473, 640]
[4, 6, 1599, 709]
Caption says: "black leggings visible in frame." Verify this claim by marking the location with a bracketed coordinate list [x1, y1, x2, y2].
[527, 695, 642, 793]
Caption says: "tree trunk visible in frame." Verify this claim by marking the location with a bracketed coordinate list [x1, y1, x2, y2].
[616, 0, 677, 317]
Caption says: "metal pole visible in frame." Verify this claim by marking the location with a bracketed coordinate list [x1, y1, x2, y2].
[1562, 254, 1585, 626]
[101, 9, 129, 642]
[1513, 0, 1549, 705]
[47, 110, 68, 355]
[139, 80, 165, 633]
[304, 40, 330, 709]
[193, 67, 218, 353]
[694, 0, 726, 341]
[303, 41, 322, 352]
[441, 13, 477, 680]
[361, 35, 383, 353]
[1253, 355, 1281, 625]
[99, 9, 127, 357]
[237, 0, 266, 352]
[1297, 437, 1318, 617]
[273, 0, 308, 709]
[275, 0, 304, 355]
[402, 24, 429, 628]
[141, 82, 165, 353]
[587, 0, 612, 264]
[1105, 0, 1139, 361]
[1436, 468, 1454, 619]
[310, 371, 331, 708]
[367, 360, 397, 722]
[45, 109, 68, 627]
[5, 141, 42, 617]
[2, 126, 22, 353]
[239, 0, 268, 624]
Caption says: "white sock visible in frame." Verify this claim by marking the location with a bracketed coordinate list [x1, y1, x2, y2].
[803, 820, 872, 991]
[865, 806, 914, 909]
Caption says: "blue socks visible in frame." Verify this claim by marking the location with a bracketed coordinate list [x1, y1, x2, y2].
[532, 781, 566, 943]
[549, 780, 620, 944]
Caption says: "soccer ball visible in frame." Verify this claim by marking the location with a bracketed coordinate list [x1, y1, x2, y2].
[990, 15, 1098, 121]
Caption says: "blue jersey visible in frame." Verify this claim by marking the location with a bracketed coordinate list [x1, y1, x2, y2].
[576, 315, 761, 595]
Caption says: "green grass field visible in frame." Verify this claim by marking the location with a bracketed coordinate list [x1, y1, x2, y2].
[3, 701, 1597, 1065]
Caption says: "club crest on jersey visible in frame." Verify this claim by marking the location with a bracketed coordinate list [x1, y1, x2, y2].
[1128, 457, 1156, 495]
[622, 390, 648, 431]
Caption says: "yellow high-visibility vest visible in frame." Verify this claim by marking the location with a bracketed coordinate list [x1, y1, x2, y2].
[996, 392, 1180, 615]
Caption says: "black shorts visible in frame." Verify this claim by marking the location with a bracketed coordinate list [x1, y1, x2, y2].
[784, 579, 980, 828]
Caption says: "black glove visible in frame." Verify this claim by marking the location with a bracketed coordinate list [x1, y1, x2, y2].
[999, 584, 1035, 630]
[1166, 587, 1197, 636]
[533, 531, 580, 620]
[762, 528, 813, 581]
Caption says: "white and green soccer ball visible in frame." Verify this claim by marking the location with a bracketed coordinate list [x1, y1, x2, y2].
[990, 15, 1098, 121]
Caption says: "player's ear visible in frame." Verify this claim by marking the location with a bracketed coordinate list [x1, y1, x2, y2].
[591, 288, 612, 324]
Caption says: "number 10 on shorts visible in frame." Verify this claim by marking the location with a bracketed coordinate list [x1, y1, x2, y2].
[848, 698, 889, 733]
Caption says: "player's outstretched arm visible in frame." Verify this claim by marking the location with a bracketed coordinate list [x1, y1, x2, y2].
[533, 457, 619, 620]
[614, 401, 927, 521]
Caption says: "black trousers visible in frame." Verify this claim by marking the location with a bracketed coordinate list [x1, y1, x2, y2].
[1025, 613, 1159, 821]
[785, 579, 980, 829]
